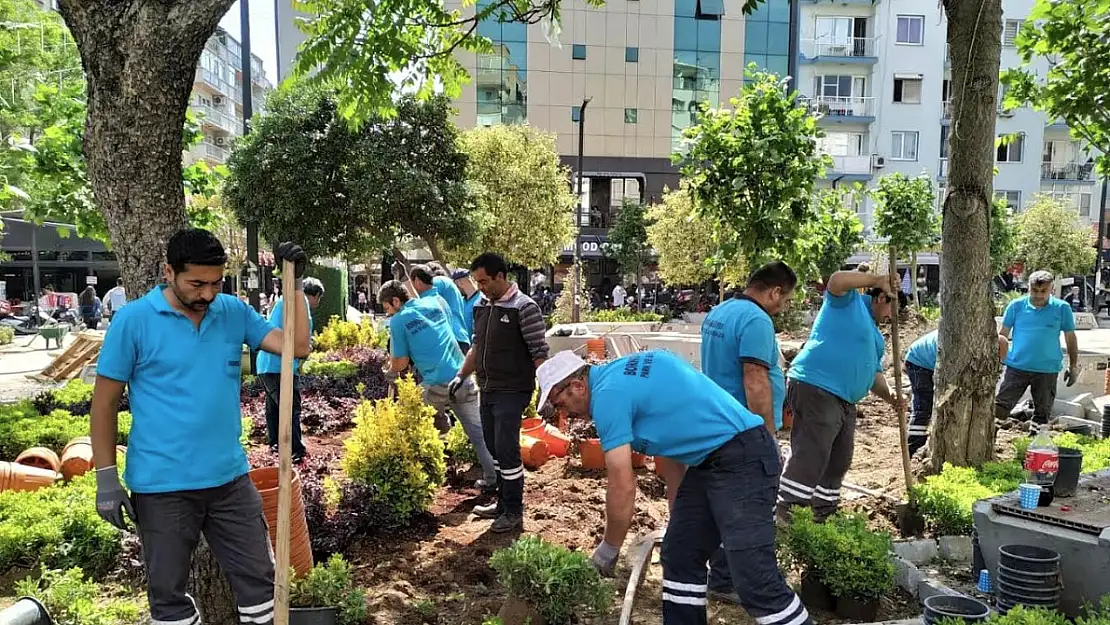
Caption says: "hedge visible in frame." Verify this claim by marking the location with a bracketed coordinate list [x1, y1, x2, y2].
[304, 263, 348, 334]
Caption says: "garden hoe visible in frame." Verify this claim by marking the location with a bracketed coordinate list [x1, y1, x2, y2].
[274, 259, 298, 625]
[618, 528, 665, 625]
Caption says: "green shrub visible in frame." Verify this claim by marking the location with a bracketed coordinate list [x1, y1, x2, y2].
[15, 566, 141, 625]
[585, 309, 663, 323]
[987, 605, 1070, 625]
[783, 507, 895, 601]
[0, 326, 14, 345]
[53, 379, 94, 407]
[1013, 432, 1110, 474]
[290, 554, 367, 625]
[342, 376, 445, 525]
[302, 359, 358, 379]
[445, 419, 478, 465]
[304, 263, 348, 334]
[1078, 597, 1110, 625]
[0, 472, 121, 576]
[315, 316, 389, 353]
[0, 401, 129, 458]
[911, 462, 1022, 535]
[489, 535, 612, 624]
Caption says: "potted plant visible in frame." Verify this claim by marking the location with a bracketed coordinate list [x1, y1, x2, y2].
[782, 507, 835, 610]
[488, 535, 612, 625]
[289, 554, 368, 625]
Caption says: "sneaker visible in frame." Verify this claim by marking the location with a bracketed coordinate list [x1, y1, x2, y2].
[490, 513, 524, 533]
[708, 588, 741, 605]
[473, 502, 503, 519]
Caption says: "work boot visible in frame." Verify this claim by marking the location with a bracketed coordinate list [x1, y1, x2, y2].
[490, 512, 523, 533]
[473, 502, 503, 519]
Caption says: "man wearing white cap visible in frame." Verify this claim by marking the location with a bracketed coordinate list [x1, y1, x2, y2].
[537, 350, 811, 625]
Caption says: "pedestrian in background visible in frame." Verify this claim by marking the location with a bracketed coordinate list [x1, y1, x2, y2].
[102, 277, 127, 319]
[79, 285, 103, 330]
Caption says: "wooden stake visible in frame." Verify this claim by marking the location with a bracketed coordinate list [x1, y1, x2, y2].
[888, 249, 915, 494]
[274, 260, 297, 625]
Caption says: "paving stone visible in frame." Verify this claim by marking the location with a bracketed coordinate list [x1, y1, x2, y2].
[892, 539, 938, 565]
[938, 535, 973, 563]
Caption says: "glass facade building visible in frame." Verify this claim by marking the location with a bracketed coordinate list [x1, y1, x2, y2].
[671, 0, 722, 147]
[744, 0, 793, 80]
[476, 0, 528, 126]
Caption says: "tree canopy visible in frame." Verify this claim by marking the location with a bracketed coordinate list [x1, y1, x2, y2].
[871, 172, 939, 254]
[989, 197, 1019, 276]
[645, 186, 746, 288]
[676, 65, 830, 270]
[1014, 195, 1096, 278]
[447, 123, 574, 268]
[604, 199, 652, 284]
[795, 188, 865, 281]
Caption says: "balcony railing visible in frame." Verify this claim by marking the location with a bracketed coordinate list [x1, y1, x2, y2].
[202, 140, 229, 162]
[194, 104, 241, 134]
[942, 101, 953, 119]
[811, 96, 875, 118]
[802, 37, 877, 59]
[1041, 162, 1095, 181]
[828, 154, 872, 175]
[938, 158, 949, 179]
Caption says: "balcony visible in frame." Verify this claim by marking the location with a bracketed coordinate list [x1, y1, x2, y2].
[810, 96, 876, 123]
[938, 158, 949, 180]
[942, 100, 953, 121]
[1041, 162, 1095, 182]
[195, 67, 241, 104]
[829, 154, 872, 175]
[800, 38, 878, 64]
[194, 104, 242, 135]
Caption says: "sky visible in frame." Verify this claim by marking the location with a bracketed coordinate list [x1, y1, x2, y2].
[218, 0, 280, 86]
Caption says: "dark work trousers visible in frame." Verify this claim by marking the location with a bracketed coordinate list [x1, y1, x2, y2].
[479, 390, 531, 515]
[132, 474, 276, 625]
[776, 380, 856, 522]
[261, 373, 306, 460]
[661, 428, 811, 625]
[994, 366, 1058, 424]
[906, 362, 935, 456]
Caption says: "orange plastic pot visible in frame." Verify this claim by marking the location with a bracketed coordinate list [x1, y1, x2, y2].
[541, 426, 570, 458]
[586, 338, 606, 361]
[249, 466, 314, 577]
[0, 461, 58, 492]
[521, 418, 545, 437]
[631, 453, 648, 469]
[61, 436, 94, 480]
[578, 438, 605, 470]
[15, 446, 61, 473]
[520, 435, 549, 470]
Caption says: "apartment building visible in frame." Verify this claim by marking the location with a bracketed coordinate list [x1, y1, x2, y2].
[799, 0, 1105, 234]
[186, 26, 273, 167]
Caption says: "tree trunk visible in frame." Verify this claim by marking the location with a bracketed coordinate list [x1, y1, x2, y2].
[910, 251, 919, 308]
[188, 535, 238, 623]
[426, 238, 445, 264]
[932, 0, 1004, 471]
[57, 0, 235, 297]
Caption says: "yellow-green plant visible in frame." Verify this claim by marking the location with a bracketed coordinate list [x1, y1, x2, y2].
[489, 535, 612, 624]
[315, 316, 388, 353]
[290, 554, 367, 625]
[444, 420, 478, 465]
[15, 566, 141, 625]
[342, 376, 445, 524]
[782, 508, 895, 601]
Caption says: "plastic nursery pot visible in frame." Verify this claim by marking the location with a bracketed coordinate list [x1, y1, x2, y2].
[996, 563, 1060, 590]
[798, 571, 835, 612]
[578, 438, 606, 470]
[0, 461, 58, 493]
[520, 435, 549, 470]
[1054, 447, 1083, 497]
[521, 418, 545, 436]
[923, 594, 991, 625]
[998, 544, 1060, 574]
[14, 447, 60, 473]
[834, 596, 879, 622]
[289, 606, 339, 625]
[631, 452, 648, 469]
[60, 436, 93, 480]
[997, 579, 1062, 603]
[540, 425, 570, 458]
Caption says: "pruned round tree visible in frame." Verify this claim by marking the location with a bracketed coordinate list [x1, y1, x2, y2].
[872, 172, 939, 305]
[1014, 195, 1097, 279]
[795, 188, 865, 283]
[990, 197, 1019, 277]
[645, 186, 745, 289]
[604, 199, 653, 306]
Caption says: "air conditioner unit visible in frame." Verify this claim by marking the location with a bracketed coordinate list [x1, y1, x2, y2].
[214, 136, 227, 146]
[998, 108, 1014, 118]
[213, 95, 225, 106]
[871, 154, 886, 169]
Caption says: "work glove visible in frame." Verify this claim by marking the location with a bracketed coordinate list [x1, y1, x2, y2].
[1065, 368, 1077, 387]
[95, 465, 135, 531]
[273, 242, 307, 288]
[448, 376, 464, 400]
[590, 541, 620, 577]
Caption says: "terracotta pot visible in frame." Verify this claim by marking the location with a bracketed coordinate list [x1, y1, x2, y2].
[249, 466, 314, 577]
[61, 436, 94, 480]
[15, 447, 61, 473]
[520, 435, 549, 470]
[578, 438, 605, 470]
[521, 418, 545, 437]
[586, 338, 606, 361]
[631, 452, 648, 469]
[0, 461, 58, 492]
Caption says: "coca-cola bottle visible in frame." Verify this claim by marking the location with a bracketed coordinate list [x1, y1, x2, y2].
[1024, 426, 1058, 506]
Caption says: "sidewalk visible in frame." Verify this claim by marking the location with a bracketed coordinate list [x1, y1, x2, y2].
[0, 333, 78, 402]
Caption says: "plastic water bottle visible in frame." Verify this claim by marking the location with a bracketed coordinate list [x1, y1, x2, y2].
[1024, 426, 1058, 505]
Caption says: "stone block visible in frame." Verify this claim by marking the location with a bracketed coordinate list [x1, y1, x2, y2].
[893, 539, 938, 565]
[893, 555, 925, 599]
[917, 578, 962, 602]
[937, 535, 973, 563]
[1074, 312, 1097, 330]
[1053, 399, 1086, 419]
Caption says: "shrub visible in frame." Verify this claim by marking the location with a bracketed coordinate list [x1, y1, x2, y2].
[315, 316, 388, 353]
[911, 462, 1022, 535]
[0, 401, 128, 458]
[1078, 597, 1110, 625]
[783, 507, 895, 602]
[445, 419, 478, 465]
[0, 326, 13, 345]
[290, 554, 368, 625]
[0, 472, 121, 576]
[1013, 433, 1110, 474]
[585, 309, 663, 323]
[986, 605, 1070, 625]
[304, 263, 348, 334]
[489, 535, 612, 624]
[302, 359, 358, 379]
[342, 376, 445, 525]
[15, 566, 142, 625]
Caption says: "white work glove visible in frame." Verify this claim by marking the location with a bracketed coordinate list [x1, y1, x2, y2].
[591, 541, 620, 577]
[448, 375, 464, 400]
[95, 465, 135, 531]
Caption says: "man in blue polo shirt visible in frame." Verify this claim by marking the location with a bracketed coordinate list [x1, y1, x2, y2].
[89, 229, 310, 625]
[452, 268, 483, 337]
[538, 350, 812, 625]
[410, 264, 471, 353]
[995, 270, 1078, 424]
[379, 280, 497, 488]
[777, 269, 902, 522]
[256, 277, 325, 463]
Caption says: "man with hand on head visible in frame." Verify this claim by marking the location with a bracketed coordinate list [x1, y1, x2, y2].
[452, 268, 482, 338]
[538, 350, 811, 625]
[90, 229, 311, 625]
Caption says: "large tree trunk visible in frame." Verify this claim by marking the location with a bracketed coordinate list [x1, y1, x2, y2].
[57, 0, 235, 297]
[932, 0, 1004, 471]
[188, 536, 238, 623]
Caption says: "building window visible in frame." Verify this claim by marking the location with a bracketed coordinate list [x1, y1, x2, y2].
[572, 44, 587, 60]
[571, 106, 581, 122]
[626, 47, 639, 63]
[817, 132, 866, 156]
[996, 190, 1021, 211]
[624, 108, 639, 123]
[696, 0, 725, 20]
[893, 76, 922, 104]
[1003, 19, 1021, 47]
[1079, 192, 1092, 217]
[891, 131, 919, 161]
[815, 74, 864, 98]
[940, 125, 949, 158]
[896, 15, 924, 45]
[997, 133, 1025, 163]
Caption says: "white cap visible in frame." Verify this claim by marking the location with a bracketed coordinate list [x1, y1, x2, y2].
[536, 351, 588, 411]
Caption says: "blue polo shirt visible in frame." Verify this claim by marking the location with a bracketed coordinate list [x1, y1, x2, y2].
[256, 295, 313, 375]
[462, 291, 482, 338]
[97, 286, 274, 493]
[389, 297, 464, 386]
[589, 351, 763, 466]
[906, 329, 938, 371]
[1002, 296, 1076, 374]
[422, 276, 468, 344]
[788, 289, 885, 403]
[702, 296, 785, 429]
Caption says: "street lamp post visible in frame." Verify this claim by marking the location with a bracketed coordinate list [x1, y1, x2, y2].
[240, 0, 260, 315]
[572, 96, 591, 323]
